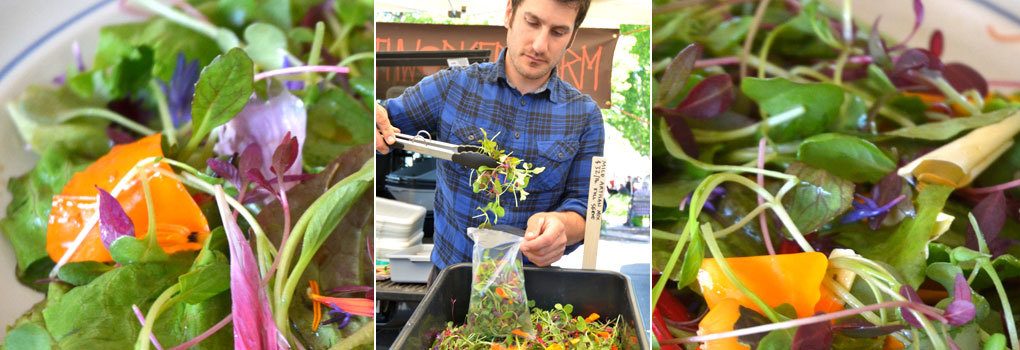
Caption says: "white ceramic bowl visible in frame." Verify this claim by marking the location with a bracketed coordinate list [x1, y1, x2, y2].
[0, 0, 142, 337]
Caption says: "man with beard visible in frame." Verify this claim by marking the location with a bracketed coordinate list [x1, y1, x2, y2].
[376, 0, 604, 272]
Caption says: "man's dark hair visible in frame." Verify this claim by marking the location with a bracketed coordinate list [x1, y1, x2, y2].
[510, 0, 591, 31]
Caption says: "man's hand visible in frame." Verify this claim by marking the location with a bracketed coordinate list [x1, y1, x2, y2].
[375, 103, 399, 154]
[521, 211, 585, 266]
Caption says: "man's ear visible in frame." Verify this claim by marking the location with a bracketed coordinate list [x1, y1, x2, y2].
[504, 0, 513, 29]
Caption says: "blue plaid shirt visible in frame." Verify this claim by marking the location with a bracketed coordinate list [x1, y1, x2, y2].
[383, 49, 605, 269]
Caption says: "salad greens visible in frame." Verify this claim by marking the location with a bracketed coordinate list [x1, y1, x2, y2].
[1, 0, 375, 349]
[652, 0, 1020, 349]
[434, 302, 630, 350]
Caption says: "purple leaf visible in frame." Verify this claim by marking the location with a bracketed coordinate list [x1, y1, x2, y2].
[892, 0, 925, 48]
[212, 187, 285, 350]
[893, 49, 944, 77]
[945, 273, 976, 326]
[792, 313, 833, 350]
[246, 168, 276, 196]
[899, 285, 925, 328]
[663, 114, 699, 158]
[271, 132, 299, 177]
[659, 43, 702, 104]
[239, 143, 264, 186]
[97, 187, 134, 249]
[207, 158, 241, 190]
[671, 74, 734, 119]
[966, 191, 1008, 256]
[214, 90, 307, 191]
[869, 172, 910, 230]
[929, 30, 944, 57]
[943, 63, 989, 97]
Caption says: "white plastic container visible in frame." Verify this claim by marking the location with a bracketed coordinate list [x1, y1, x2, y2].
[388, 244, 434, 283]
[377, 231, 424, 259]
[386, 185, 436, 211]
[375, 198, 426, 239]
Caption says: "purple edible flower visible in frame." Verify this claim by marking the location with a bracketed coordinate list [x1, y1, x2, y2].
[841, 193, 906, 224]
[97, 187, 134, 248]
[214, 91, 307, 192]
[679, 187, 726, 212]
[158, 52, 200, 127]
[944, 273, 976, 326]
[322, 307, 352, 329]
[281, 57, 305, 91]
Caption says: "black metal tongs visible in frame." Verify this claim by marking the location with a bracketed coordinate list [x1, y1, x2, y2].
[390, 132, 500, 169]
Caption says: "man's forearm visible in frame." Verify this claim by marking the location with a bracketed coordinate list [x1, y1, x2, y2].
[557, 211, 587, 246]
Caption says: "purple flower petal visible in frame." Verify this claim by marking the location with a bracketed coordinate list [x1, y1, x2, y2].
[162, 53, 200, 127]
[98, 187, 134, 249]
[280, 57, 305, 91]
[945, 274, 976, 326]
[214, 91, 307, 192]
[212, 187, 285, 350]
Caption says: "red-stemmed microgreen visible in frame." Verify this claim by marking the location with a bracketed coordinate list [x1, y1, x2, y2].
[469, 129, 544, 228]
[755, 137, 776, 256]
[136, 284, 181, 350]
[167, 314, 232, 350]
[132, 304, 164, 350]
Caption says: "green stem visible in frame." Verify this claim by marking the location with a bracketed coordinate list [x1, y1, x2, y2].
[328, 324, 374, 350]
[136, 284, 181, 350]
[307, 22, 326, 87]
[128, 0, 238, 51]
[58, 108, 157, 135]
[930, 76, 982, 116]
[972, 214, 1020, 350]
[757, 24, 788, 79]
[690, 105, 806, 142]
[701, 223, 781, 322]
[149, 81, 176, 145]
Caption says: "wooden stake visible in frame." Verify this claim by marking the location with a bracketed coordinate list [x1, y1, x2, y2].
[582, 156, 607, 270]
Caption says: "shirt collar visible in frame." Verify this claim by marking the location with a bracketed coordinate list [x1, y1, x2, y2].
[488, 48, 566, 103]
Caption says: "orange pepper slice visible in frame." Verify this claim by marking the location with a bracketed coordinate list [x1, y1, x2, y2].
[511, 329, 530, 338]
[490, 344, 506, 350]
[814, 283, 845, 314]
[884, 335, 906, 350]
[46, 134, 210, 263]
[697, 298, 750, 350]
[698, 252, 828, 318]
[585, 313, 600, 323]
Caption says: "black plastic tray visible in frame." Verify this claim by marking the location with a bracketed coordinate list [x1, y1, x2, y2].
[391, 263, 649, 349]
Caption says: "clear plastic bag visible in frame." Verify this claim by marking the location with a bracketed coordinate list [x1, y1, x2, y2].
[465, 226, 534, 338]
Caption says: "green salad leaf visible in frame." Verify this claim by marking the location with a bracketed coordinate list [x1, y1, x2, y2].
[741, 77, 845, 142]
[185, 48, 255, 153]
[782, 162, 855, 234]
[796, 133, 896, 183]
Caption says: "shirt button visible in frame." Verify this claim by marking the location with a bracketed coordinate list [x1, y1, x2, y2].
[515, 132, 520, 138]
[557, 152, 564, 158]
[468, 135, 475, 140]
[520, 99, 526, 106]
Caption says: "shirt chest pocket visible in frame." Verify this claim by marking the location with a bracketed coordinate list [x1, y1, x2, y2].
[526, 139, 579, 192]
